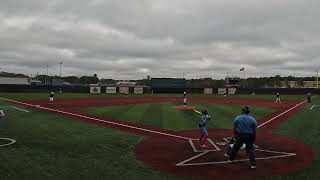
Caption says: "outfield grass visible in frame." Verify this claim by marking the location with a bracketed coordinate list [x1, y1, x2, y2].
[83, 102, 277, 131]
[0, 92, 306, 101]
[265, 96, 320, 180]
[0, 100, 184, 180]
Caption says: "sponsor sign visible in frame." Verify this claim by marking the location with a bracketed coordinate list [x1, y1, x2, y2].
[134, 87, 144, 94]
[204, 88, 213, 94]
[218, 88, 227, 95]
[106, 87, 117, 94]
[90, 86, 101, 94]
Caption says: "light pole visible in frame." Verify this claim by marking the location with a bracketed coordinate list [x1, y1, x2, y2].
[317, 70, 319, 88]
[59, 61, 63, 78]
[45, 64, 49, 85]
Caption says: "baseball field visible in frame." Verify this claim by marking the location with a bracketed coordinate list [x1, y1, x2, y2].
[0, 93, 319, 180]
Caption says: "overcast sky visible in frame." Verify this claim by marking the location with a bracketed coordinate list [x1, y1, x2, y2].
[0, 0, 319, 79]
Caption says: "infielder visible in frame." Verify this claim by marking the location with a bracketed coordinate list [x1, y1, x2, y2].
[49, 92, 55, 104]
[228, 106, 257, 169]
[199, 110, 211, 147]
[275, 93, 281, 103]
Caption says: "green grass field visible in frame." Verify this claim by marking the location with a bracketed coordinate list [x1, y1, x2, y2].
[0, 93, 319, 180]
[0, 100, 183, 180]
[83, 102, 277, 131]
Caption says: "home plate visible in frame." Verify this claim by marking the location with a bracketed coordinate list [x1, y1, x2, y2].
[188, 139, 221, 152]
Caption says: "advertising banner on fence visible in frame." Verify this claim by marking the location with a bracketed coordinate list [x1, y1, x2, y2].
[218, 88, 227, 95]
[106, 87, 117, 94]
[228, 88, 237, 95]
[134, 87, 144, 94]
[119, 87, 129, 94]
[90, 86, 101, 94]
[204, 88, 213, 94]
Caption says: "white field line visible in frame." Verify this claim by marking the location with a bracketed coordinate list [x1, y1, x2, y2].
[176, 151, 209, 166]
[189, 139, 198, 152]
[208, 139, 221, 151]
[0, 138, 16, 147]
[257, 100, 307, 128]
[310, 105, 320, 110]
[189, 139, 221, 152]
[176, 150, 296, 166]
[0, 98, 191, 140]
[10, 106, 30, 113]
[176, 141, 297, 166]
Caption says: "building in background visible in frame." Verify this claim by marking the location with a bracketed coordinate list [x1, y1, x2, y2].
[0, 77, 30, 85]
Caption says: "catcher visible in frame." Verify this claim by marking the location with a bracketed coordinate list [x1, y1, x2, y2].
[225, 137, 246, 157]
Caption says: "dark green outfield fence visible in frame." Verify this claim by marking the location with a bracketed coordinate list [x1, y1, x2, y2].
[0, 84, 319, 94]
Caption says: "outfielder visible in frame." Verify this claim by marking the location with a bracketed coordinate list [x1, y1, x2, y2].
[49, 92, 55, 104]
[198, 110, 211, 147]
[275, 93, 281, 103]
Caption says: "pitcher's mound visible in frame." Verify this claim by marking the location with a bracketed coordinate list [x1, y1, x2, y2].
[175, 105, 196, 110]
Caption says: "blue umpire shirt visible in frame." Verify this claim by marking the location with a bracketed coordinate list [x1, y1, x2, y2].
[233, 114, 257, 134]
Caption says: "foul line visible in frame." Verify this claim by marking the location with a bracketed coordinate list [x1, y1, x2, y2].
[310, 105, 315, 110]
[310, 105, 320, 110]
[257, 100, 307, 128]
[0, 98, 191, 141]
[10, 106, 30, 113]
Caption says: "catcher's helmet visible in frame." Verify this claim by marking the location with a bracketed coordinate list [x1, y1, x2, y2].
[201, 110, 208, 115]
[241, 106, 250, 114]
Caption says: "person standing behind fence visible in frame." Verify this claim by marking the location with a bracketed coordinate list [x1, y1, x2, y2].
[275, 93, 281, 103]
[307, 93, 312, 103]
[228, 106, 257, 169]
[0, 108, 5, 127]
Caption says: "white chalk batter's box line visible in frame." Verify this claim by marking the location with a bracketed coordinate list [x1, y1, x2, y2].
[189, 139, 221, 152]
[178, 136, 297, 166]
[176, 149, 297, 166]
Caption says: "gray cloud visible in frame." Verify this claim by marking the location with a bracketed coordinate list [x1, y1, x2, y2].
[0, 0, 319, 79]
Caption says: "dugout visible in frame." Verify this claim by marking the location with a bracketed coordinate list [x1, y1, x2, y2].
[151, 78, 186, 93]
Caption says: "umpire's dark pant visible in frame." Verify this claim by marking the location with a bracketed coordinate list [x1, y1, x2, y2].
[229, 133, 256, 166]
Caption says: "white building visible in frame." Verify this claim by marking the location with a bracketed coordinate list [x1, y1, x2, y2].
[0, 77, 30, 85]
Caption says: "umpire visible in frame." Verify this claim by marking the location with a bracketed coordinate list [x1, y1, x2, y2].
[228, 106, 257, 169]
